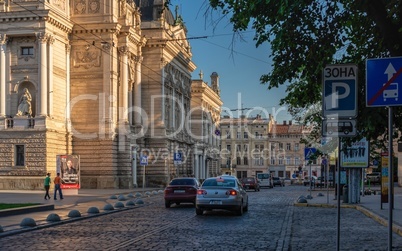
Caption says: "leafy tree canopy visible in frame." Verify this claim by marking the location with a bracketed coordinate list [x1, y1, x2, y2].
[192, 0, 402, 151]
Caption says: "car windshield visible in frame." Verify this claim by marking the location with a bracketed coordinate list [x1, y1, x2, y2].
[203, 178, 236, 187]
[169, 179, 195, 186]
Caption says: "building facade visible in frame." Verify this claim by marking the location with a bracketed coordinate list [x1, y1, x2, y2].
[220, 115, 320, 179]
[0, 0, 217, 189]
[190, 71, 222, 180]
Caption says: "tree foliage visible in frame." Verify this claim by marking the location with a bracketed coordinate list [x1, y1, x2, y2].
[203, 0, 402, 150]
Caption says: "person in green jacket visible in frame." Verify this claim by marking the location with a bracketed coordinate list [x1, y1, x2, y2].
[44, 173, 51, 200]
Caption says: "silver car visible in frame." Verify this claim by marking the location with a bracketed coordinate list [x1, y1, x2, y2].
[195, 175, 248, 216]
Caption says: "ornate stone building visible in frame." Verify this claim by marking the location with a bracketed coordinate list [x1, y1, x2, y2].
[0, 0, 210, 189]
[190, 71, 222, 180]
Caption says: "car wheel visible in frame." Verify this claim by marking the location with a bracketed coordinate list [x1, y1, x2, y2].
[236, 202, 244, 216]
[196, 208, 203, 215]
[165, 201, 170, 208]
[244, 200, 249, 212]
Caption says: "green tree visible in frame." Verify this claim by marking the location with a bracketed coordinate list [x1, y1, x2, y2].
[200, 0, 402, 149]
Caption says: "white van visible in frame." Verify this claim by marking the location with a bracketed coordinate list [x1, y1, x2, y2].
[257, 173, 273, 188]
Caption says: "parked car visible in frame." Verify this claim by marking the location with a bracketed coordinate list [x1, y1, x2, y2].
[164, 177, 200, 208]
[256, 173, 274, 188]
[272, 177, 285, 187]
[366, 172, 381, 185]
[241, 177, 260, 191]
[196, 175, 248, 216]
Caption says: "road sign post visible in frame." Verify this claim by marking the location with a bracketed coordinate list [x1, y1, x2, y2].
[366, 57, 402, 250]
[140, 155, 148, 191]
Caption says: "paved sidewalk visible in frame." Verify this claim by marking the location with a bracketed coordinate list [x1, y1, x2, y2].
[0, 187, 163, 236]
[297, 184, 402, 236]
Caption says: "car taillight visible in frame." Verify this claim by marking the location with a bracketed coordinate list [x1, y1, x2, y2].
[164, 188, 173, 194]
[197, 189, 207, 195]
[226, 190, 237, 196]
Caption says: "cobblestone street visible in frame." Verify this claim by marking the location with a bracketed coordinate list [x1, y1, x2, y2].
[1, 185, 402, 250]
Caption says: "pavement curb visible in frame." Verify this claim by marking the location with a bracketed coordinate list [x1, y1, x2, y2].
[0, 204, 54, 217]
[294, 202, 402, 237]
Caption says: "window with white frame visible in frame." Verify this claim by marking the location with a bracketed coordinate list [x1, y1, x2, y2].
[286, 143, 291, 151]
[21, 47, 34, 56]
[237, 131, 241, 139]
[278, 157, 284, 165]
[270, 157, 275, 165]
[236, 144, 241, 152]
[286, 156, 291, 165]
[295, 143, 300, 151]
[295, 157, 300, 165]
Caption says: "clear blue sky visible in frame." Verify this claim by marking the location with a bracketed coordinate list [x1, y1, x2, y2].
[170, 0, 292, 122]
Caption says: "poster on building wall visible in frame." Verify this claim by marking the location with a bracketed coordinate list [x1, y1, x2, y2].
[56, 155, 80, 189]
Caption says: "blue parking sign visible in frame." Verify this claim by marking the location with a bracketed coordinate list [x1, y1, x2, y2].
[140, 155, 148, 166]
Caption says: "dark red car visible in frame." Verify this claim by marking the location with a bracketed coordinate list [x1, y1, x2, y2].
[164, 177, 200, 208]
[241, 177, 260, 192]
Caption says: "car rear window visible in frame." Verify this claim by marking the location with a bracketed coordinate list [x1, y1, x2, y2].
[242, 178, 254, 182]
[170, 179, 195, 185]
[203, 178, 236, 187]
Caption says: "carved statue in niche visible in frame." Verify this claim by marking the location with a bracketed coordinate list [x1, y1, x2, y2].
[16, 88, 32, 117]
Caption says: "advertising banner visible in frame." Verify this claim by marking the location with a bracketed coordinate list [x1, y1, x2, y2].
[56, 155, 80, 189]
[340, 138, 369, 168]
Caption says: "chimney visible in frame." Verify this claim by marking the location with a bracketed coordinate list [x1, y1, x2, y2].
[289, 120, 292, 125]
[283, 120, 287, 125]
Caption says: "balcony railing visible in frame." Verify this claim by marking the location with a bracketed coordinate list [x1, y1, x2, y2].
[4, 117, 35, 129]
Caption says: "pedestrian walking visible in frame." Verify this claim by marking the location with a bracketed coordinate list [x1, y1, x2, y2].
[44, 173, 51, 200]
[54, 172, 63, 200]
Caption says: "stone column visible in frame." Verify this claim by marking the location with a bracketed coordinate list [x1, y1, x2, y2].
[134, 55, 142, 126]
[194, 153, 199, 180]
[0, 34, 6, 117]
[37, 33, 48, 116]
[66, 44, 71, 131]
[48, 36, 55, 116]
[119, 46, 129, 122]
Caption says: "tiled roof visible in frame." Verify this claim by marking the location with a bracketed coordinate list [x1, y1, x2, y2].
[269, 124, 303, 134]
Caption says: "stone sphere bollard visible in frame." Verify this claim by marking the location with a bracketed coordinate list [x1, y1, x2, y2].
[46, 213, 61, 222]
[145, 191, 151, 196]
[135, 192, 142, 197]
[114, 201, 125, 208]
[20, 218, 36, 227]
[152, 191, 158, 195]
[103, 204, 114, 211]
[126, 200, 136, 207]
[317, 192, 324, 197]
[135, 199, 144, 205]
[109, 195, 118, 199]
[87, 207, 100, 214]
[297, 197, 308, 203]
[127, 193, 134, 198]
[68, 209, 82, 218]
[117, 195, 127, 201]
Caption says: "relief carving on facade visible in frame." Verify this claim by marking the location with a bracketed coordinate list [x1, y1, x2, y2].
[73, 46, 101, 69]
[88, 0, 100, 14]
[74, 0, 86, 14]
[51, 0, 66, 11]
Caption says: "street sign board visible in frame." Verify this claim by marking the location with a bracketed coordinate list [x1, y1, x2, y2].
[174, 152, 182, 165]
[340, 137, 369, 168]
[322, 119, 356, 137]
[323, 64, 358, 118]
[366, 57, 402, 107]
[140, 155, 148, 166]
[304, 147, 317, 160]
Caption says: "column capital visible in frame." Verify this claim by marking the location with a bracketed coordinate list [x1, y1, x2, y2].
[0, 34, 6, 45]
[101, 42, 111, 51]
[119, 46, 129, 55]
[36, 32, 48, 43]
[48, 35, 55, 45]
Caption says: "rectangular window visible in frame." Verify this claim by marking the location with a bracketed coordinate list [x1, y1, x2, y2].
[237, 156, 241, 165]
[286, 143, 291, 151]
[295, 143, 299, 151]
[236, 144, 241, 152]
[278, 157, 284, 165]
[15, 145, 25, 166]
[271, 143, 275, 151]
[21, 47, 34, 56]
[279, 143, 283, 150]
[286, 157, 291, 165]
[226, 145, 231, 151]
[226, 131, 231, 139]
[295, 157, 300, 165]
[244, 144, 248, 152]
[243, 157, 248, 165]
[237, 131, 241, 139]
[270, 157, 275, 165]
[244, 132, 248, 139]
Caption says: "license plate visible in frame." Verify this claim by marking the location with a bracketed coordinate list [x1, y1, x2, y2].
[174, 190, 185, 193]
[210, 200, 222, 205]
